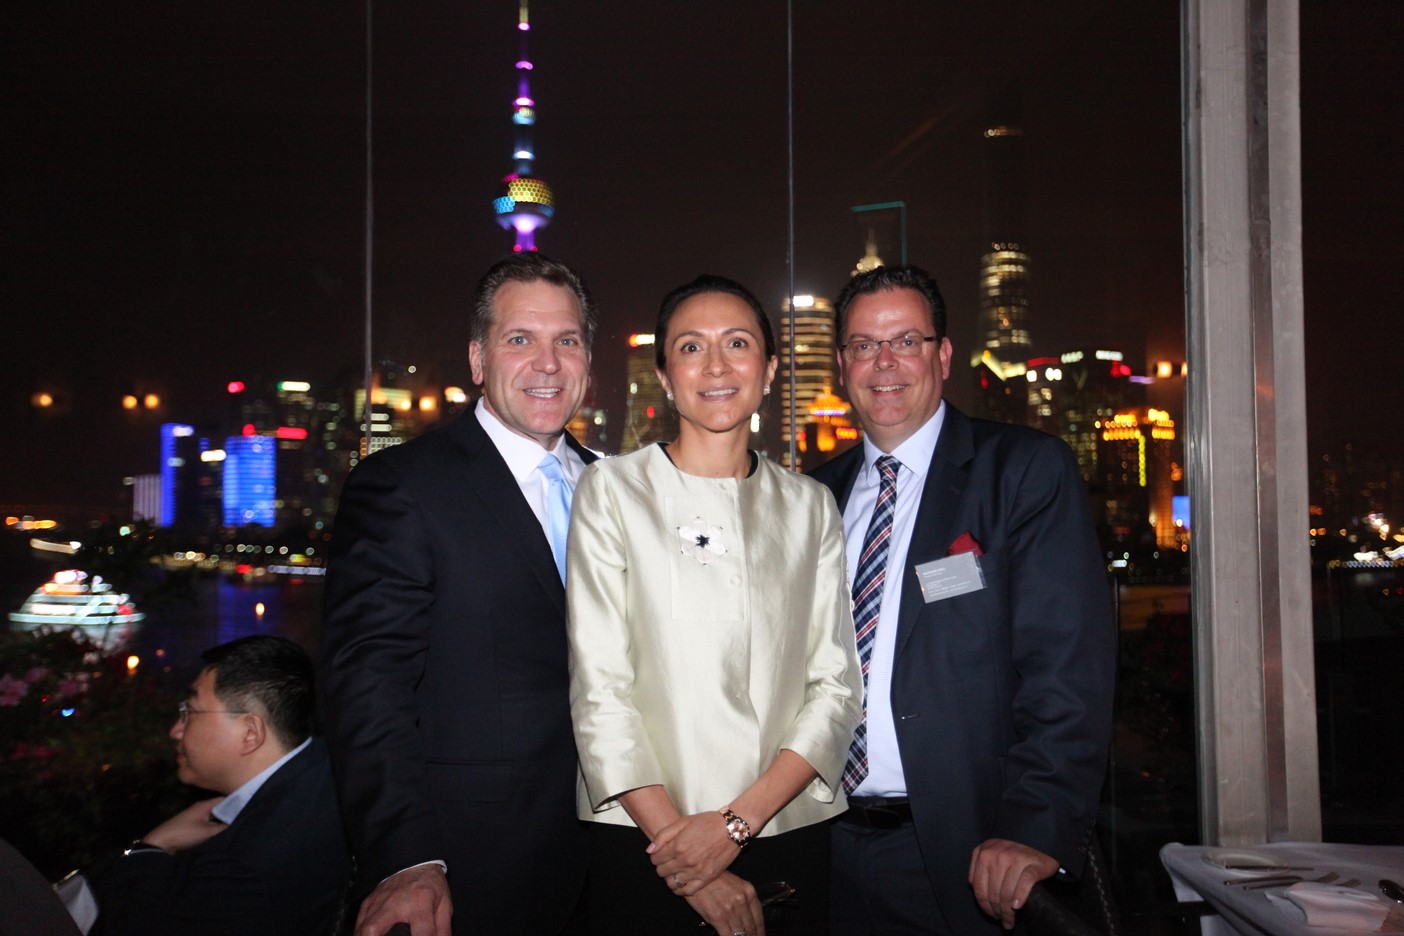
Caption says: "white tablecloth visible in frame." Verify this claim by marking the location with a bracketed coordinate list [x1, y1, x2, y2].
[1161, 842, 1404, 935]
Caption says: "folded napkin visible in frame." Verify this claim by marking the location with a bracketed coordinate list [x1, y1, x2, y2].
[1265, 881, 1404, 931]
[1201, 847, 1286, 870]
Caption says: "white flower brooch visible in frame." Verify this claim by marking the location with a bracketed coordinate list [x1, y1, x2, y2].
[677, 517, 728, 565]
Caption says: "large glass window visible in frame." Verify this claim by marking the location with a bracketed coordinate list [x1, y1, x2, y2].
[1300, 3, 1404, 844]
[11, 0, 1397, 923]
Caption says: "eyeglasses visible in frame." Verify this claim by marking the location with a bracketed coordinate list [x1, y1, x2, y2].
[839, 334, 939, 361]
[177, 700, 248, 725]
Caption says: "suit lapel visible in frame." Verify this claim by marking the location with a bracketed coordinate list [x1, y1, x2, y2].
[893, 405, 974, 662]
[448, 414, 567, 612]
[819, 446, 863, 512]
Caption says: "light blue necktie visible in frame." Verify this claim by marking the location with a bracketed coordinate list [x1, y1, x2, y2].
[538, 453, 573, 582]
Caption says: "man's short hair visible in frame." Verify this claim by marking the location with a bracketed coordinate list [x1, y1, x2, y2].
[201, 636, 315, 750]
[469, 253, 597, 351]
[833, 265, 948, 342]
[654, 274, 777, 370]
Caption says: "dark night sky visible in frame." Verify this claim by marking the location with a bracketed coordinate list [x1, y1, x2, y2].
[5, 2, 1401, 511]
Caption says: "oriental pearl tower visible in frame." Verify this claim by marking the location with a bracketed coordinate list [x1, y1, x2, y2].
[491, 0, 555, 252]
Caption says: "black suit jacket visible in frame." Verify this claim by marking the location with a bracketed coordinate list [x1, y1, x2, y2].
[86, 739, 349, 936]
[322, 412, 595, 934]
[812, 404, 1115, 934]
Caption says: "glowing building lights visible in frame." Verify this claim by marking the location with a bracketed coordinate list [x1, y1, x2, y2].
[122, 395, 139, 410]
[158, 423, 195, 527]
[223, 435, 276, 527]
[628, 334, 656, 347]
[227, 381, 246, 393]
[278, 380, 311, 392]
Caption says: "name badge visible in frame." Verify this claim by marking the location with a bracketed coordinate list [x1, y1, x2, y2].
[914, 552, 986, 603]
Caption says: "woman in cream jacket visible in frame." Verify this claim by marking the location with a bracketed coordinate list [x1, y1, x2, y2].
[567, 274, 862, 935]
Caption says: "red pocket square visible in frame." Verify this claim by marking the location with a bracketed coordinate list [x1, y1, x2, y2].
[947, 531, 983, 557]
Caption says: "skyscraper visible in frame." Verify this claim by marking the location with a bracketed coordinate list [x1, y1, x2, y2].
[973, 124, 1034, 421]
[621, 334, 672, 453]
[490, 1, 554, 252]
[223, 435, 276, 528]
[777, 294, 838, 469]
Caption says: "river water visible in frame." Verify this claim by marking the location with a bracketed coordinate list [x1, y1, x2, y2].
[124, 574, 327, 677]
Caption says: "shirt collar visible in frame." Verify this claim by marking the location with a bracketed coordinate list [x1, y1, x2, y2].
[211, 736, 311, 825]
[474, 398, 575, 482]
[859, 400, 945, 484]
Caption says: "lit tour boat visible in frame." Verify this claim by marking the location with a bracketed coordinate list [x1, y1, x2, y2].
[7, 570, 144, 649]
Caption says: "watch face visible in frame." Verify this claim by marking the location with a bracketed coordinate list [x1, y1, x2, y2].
[723, 811, 751, 845]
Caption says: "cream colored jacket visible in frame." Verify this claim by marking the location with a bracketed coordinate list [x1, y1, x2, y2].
[566, 444, 863, 836]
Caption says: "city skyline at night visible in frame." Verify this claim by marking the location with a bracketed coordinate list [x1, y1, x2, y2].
[5, 2, 1401, 513]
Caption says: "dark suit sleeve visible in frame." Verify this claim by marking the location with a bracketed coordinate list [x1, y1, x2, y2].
[323, 454, 444, 884]
[993, 434, 1115, 870]
[86, 848, 266, 935]
[86, 743, 348, 935]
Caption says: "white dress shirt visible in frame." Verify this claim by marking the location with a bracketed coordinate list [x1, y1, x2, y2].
[212, 736, 311, 824]
[844, 401, 946, 798]
[475, 398, 586, 537]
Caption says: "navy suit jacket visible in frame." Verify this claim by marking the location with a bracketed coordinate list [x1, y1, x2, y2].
[322, 412, 594, 934]
[86, 739, 349, 936]
[811, 404, 1115, 934]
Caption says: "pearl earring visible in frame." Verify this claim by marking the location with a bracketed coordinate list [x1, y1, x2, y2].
[666, 391, 674, 401]
[762, 386, 771, 396]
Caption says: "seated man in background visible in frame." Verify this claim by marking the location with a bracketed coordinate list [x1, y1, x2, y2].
[66, 635, 349, 935]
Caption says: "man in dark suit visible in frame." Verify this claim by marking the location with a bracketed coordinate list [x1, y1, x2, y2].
[323, 253, 596, 936]
[79, 635, 348, 935]
[812, 265, 1115, 934]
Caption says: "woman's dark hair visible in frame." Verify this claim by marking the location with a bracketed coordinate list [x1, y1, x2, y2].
[654, 274, 777, 369]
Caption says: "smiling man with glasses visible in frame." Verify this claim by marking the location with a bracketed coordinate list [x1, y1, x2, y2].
[64, 636, 349, 935]
[812, 265, 1115, 935]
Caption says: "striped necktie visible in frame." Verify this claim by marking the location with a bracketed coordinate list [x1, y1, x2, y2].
[841, 454, 900, 794]
[537, 453, 573, 582]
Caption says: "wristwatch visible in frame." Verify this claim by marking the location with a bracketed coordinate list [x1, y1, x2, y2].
[122, 839, 165, 856]
[720, 808, 752, 848]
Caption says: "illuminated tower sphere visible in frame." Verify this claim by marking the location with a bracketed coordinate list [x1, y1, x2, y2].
[491, 1, 555, 252]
